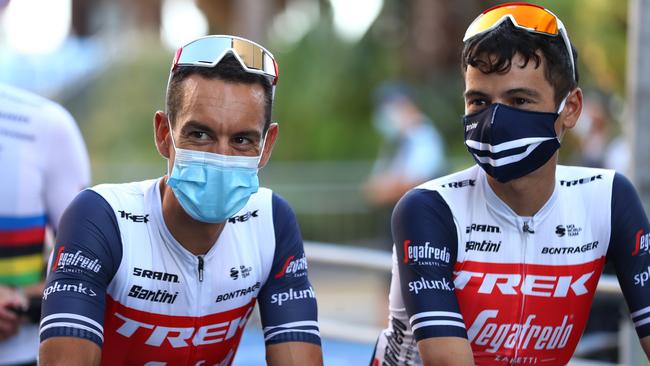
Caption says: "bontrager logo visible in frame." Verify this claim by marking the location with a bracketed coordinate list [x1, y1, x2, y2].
[52, 247, 101, 274]
[215, 282, 261, 303]
[465, 240, 501, 253]
[403, 240, 451, 265]
[270, 286, 315, 306]
[228, 210, 259, 224]
[465, 223, 501, 234]
[118, 210, 149, 223]
[632, 230, 650, 256]
[43, 281, 97, 300]
[454, 271, 594, 297]
[274, 253, 308, 279]
[541, 241, 598, 255]
[133, 267, 179, 283]
[408, 277, 453, 294]
[113, 307, 253, 348]
[560, 174, 603, 187]
[467, 309, 573, 353]
[128, 285, 178, 304]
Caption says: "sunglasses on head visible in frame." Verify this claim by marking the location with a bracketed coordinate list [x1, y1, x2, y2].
[463, 2, 575, 81]
[168, 35, 279, 95]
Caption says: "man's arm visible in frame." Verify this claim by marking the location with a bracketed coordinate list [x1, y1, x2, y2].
[392, 189, 474, 365]
[38, 190, 122, 366]
[608, 173, 650, 359]
[257, 193, 322, 366]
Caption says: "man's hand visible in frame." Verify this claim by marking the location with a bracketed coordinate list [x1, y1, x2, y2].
[266, 342, 323, 366]
[0, 286, 26, 341]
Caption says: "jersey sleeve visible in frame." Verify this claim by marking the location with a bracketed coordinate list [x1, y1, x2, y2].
[393, 188, 464, 341]
[256, 193, 320, 346]
[608, 173, 650, 338]
[42, 104, 91, 232]
[39, 190, 122, 347]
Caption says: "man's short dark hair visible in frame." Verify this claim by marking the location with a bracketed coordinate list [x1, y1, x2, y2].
[461, 20, 579, 107]
[166, 53, 273, 131]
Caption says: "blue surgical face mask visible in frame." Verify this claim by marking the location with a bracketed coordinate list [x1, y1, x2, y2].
[166, 123, 265, 224]
[462, 98, 566, 183]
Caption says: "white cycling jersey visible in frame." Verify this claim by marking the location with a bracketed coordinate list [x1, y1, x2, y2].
[373, 165, 650, 366]
[0, 83, 89, 365]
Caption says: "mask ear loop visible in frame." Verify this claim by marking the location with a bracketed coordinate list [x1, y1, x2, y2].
[556, 92, 571, 142]
[257, 130, 269, 170]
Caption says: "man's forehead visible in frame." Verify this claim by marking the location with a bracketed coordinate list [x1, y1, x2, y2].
[464, 53, 552, 95]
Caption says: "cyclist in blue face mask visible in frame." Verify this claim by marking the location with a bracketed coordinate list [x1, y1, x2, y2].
[373, 2, 650, 365]
[39, 35, 323, 366]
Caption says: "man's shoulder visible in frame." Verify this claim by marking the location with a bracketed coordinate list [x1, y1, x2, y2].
[416, 165, 481, 192]
[92, 179, 159, 199]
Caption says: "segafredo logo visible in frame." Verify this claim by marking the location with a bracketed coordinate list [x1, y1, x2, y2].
[403, 240, 451, 266]
[632, 229, 650, 256]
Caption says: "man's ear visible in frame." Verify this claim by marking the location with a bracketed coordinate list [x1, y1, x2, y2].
[560, 87, 583, 131]
[154, 111, 172, 159]
[259, 122, 279, 169]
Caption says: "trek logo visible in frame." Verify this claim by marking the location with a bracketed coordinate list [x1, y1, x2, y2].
[454, 271, 594, 297]
[555, 224, 582, 237]
[215, 282, 261, 303]
[230, 265, 252, 280]
[113, 308, 253, 348]
[465, 223, 501, 234]
[441, 179, 476, 189]
[408, 277, 453, 294]
[128, 285, 178, 304]
[634, 267, 650, 287]
[465, 240, 501, 253]
[118, 210, 149, 223]
[541, 241, 598, 255]
[43, 281, 97, 300]
[270, 286, 315, 306]
[274, 253, 308, 279]
[467, 309, 573, 353]
[133, 267, 179, 283]
[228, 210, 258, 224]
[403, 240, 451, 265]
[559, 174, 603, 187]
[632, 230, 650, 256]
[52, 247, 101, 274]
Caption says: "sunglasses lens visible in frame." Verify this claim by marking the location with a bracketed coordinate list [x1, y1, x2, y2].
[465, 4, 559, 41]
[177, 37, 232, 65]
[232, 39, 264, 70]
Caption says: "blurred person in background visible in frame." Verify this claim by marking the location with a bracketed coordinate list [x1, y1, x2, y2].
[364, 82, 445, 209]
[38, 35, 322, 366]
[372, 2, 650, 365]
[0, 83, 90, 366]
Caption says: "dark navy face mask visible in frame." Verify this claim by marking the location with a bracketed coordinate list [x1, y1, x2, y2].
[462, 103, 563, 183]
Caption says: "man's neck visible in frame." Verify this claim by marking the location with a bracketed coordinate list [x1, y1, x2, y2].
[159, 179, 225, 255]
[486, 155, 558, 217]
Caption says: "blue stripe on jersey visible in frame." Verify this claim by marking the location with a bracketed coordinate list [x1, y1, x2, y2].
[0, 215, 47, 230]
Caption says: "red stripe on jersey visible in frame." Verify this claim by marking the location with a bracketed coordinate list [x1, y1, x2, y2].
[0, 227, 45, 246]
[453, 257, 606, 366]
[102, 295, 256, 366]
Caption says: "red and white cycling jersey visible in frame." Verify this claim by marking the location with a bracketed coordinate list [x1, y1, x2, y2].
[373, 165, 650, 366]
[40, 179, 320, 365]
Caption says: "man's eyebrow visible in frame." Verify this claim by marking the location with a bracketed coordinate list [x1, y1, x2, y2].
[464, 90, 489, 99]
[180, 120, 213, 133]
[504, 88, 541, 98]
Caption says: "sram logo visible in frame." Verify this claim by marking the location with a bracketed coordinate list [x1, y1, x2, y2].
[454, 271, 594, 297]
[468, 309, 573, 353]
[113, 307, 253, 348]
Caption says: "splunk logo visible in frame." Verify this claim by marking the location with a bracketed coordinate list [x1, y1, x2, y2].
[403, 240, 451, 266]
[632, 230, 650, 256]
[43, 281, 97, 300]
[467, 309, 574, 353]
[270, 286, 315, 306]
[408, 277, 453, 294]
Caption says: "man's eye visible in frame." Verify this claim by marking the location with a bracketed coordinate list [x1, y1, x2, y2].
[513, 97, 530, 105]
[233, 136, 252, 145]
[189, 131, 209, 139]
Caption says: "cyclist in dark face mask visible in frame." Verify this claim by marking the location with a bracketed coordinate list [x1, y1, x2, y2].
[372, 3, 650, 365]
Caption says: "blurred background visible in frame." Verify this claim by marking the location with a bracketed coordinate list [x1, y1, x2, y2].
[0, 0, 647, 364]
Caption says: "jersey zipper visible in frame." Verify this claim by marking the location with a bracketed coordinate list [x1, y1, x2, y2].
[514, 219, 533, 361]
[197, 255, 204, 282]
